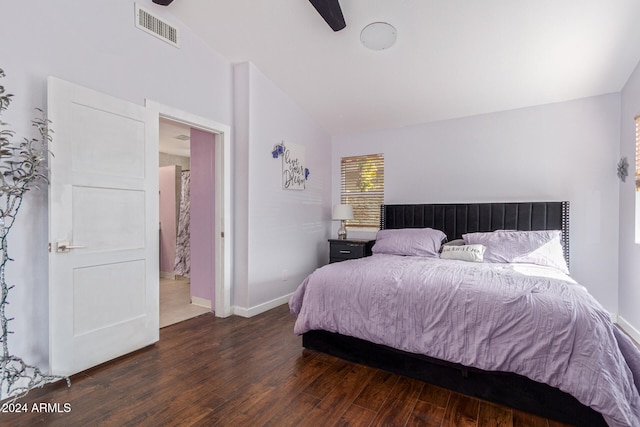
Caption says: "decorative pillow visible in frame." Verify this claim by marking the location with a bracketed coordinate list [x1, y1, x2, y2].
[462, 230, 568, 274]
[440, 244, 485, 262]
[439, 238, 464, 253]
[372, 228, 446, 257]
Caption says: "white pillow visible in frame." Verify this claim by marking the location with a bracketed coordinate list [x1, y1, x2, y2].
[440, 244, 486, 262]
[462, 230, 568, 274]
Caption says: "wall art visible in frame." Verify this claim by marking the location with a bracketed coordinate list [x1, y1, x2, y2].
[272, 142, 309, 190]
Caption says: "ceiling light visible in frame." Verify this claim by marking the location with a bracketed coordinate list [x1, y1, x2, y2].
[360, 22, 397, 51]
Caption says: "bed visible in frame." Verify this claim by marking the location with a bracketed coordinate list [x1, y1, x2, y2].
[289, 202, 640, 427]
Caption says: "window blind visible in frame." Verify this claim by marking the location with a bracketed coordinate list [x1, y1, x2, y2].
[340, 154, 384, 228]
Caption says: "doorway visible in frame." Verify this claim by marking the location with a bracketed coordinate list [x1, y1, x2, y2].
[148, 100, 233, 321]
[158, 119, 211, 327]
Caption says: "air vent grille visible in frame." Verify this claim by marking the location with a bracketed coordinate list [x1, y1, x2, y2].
[135, 4, 179, 48]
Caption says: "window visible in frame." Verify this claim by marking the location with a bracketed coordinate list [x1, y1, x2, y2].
[340, 153, 384, 228]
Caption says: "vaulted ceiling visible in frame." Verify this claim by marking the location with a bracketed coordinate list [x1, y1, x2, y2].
[167, 0, 640, 136]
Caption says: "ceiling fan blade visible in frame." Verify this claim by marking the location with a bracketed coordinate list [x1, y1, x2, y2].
[308, 0, 346, 32]
[152, 0, 174, 5]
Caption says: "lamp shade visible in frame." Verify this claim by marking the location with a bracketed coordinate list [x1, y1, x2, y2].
[332, 204, 354, 220]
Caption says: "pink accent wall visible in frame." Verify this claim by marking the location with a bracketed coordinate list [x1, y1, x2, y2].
[159, 165, 178, 275]
[190, 129, 216, 305]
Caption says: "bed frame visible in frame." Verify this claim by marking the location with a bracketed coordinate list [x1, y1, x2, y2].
[303, 201, 606, 426]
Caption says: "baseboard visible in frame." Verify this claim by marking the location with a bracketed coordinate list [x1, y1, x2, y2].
[191, 296, 211, 309]
[232, 293, 293, 318]
[618, 315, 640, 345]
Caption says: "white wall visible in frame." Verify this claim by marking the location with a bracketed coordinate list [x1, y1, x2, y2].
[619, 60, 640, 341]
[233, 62, 332, 315]
[0, 0, 233, 373]
[333, 95, 622, 315]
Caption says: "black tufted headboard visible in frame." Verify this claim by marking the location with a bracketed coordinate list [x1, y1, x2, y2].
[380, 201, 570, 266]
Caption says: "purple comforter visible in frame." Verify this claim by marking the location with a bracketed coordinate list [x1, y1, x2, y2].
[289, 254, 640, 427]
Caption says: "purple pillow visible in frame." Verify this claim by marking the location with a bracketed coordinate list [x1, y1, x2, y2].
[462, 230, 569, 274]
[373, 228, 446, 257]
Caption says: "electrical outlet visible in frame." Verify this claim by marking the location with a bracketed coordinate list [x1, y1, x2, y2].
[282, 269, 288, 281]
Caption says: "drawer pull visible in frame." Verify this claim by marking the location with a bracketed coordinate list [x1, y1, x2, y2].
[339, 250, 351, 254]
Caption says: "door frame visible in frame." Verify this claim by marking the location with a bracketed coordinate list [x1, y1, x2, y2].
[147, 100, 232, 318]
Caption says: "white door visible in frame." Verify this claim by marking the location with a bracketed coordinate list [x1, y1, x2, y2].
[48, 77, 159, 376]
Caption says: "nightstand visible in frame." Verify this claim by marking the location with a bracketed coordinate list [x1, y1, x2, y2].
[328, 239, 375, 263]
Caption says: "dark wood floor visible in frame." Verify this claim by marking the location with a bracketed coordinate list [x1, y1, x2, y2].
[1, 304, 575, 427]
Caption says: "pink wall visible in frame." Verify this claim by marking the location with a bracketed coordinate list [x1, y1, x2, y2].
[159, 165, 178, 275]
[190, 129, 216, 304]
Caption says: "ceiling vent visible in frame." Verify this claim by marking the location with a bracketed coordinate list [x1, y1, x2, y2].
[135, 4, 179, 48]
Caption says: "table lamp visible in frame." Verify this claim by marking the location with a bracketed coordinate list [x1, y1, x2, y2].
[332, 204, 354, 240]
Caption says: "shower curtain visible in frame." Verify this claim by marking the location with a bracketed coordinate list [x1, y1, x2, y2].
[174, 170, 191, 277]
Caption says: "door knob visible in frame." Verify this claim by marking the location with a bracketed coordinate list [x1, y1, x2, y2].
[56, 241, 86, 253]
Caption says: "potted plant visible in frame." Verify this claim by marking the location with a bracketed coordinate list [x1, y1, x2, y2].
[0, 68, 69, 400]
